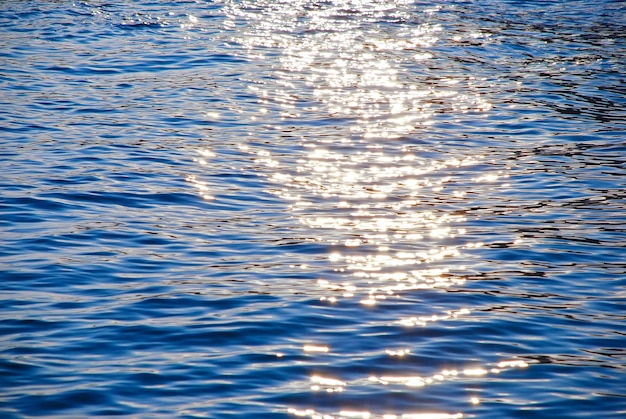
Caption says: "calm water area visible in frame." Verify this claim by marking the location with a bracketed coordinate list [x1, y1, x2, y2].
[1, 1, 625, 418]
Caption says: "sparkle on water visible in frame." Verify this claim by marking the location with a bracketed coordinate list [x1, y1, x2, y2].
[1, 0, 625, 418]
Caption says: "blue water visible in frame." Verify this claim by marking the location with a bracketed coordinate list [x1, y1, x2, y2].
[1, 1, 625, 418]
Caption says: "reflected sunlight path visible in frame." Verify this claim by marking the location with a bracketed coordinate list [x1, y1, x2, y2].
[214, 1, 532, 417]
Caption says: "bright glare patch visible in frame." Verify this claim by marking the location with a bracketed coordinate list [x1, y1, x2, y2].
[303, 345, 329, 353]
[386, 349, 410, 357]
[310, 375, 346, 393]
[498, 360, 529, 368]
[224, 5, 513, 419]
[311, 376, 345, 386]
[463, 368, 488, 376]
[339, 411, 371, 419]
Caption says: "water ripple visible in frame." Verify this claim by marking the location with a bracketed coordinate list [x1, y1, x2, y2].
[1, 0, 625, 418]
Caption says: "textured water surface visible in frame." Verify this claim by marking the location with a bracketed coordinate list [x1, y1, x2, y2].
[1, 1, 625, 418]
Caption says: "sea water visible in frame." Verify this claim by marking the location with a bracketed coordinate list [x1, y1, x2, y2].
[1, 1, 625, 418]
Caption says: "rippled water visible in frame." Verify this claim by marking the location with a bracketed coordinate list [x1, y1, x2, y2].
[1, 1, 625, 418]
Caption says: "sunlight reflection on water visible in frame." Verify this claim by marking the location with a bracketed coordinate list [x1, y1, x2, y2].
[233, 0, 503, 297]
[220, 1, 525, 417]
[2, 0, 624, 416]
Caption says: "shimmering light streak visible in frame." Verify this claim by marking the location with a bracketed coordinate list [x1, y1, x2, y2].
[498, 360, 529, 369]
[311, 375, 346, 392]
[397, 308, 471, 327]
[368, 359, 532, 389]
[303, 344, 330, 353]
[287, 409, 463, 419]
[223, 2, 509, 417]
[185, 175, 213, 201]
[339, 411, 371, 419]
[386, 349, 410, 357]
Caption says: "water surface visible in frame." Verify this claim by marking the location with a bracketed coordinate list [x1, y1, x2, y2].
[1, 1, 625, 418]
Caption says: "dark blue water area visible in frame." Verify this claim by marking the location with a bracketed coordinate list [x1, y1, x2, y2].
[1, 1, 626, 418]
